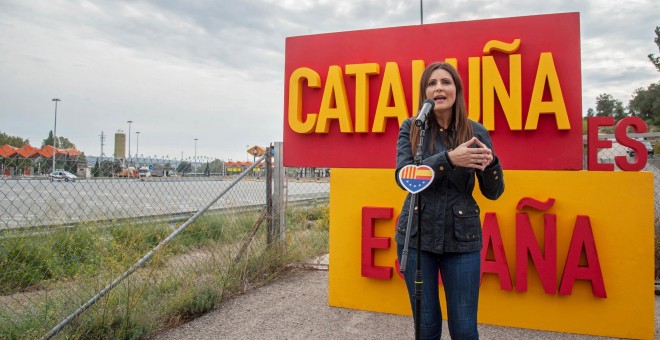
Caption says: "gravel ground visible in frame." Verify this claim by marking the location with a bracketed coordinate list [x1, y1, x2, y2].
[155, 267, 659, 340]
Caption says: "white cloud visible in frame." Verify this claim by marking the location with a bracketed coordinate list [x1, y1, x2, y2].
[0, 0, 658, 161]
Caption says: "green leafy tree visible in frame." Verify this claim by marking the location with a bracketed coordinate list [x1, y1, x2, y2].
[41, 131, 75, 149]
[586, 108, 595, 118]
[649, 26, 660, 72]
[628, 82, 660, 126]
[209, 159, 225, 174]
[0, 132, 29, 146]
[594, 93, 624, 118]
[613, 101, 627, 122]
[57, 137, 75, 149]
[42, 131, 54, 147]
[177, 161, 192, 174]
[97, 159, 121, 177]
[92, 159, 100, 177]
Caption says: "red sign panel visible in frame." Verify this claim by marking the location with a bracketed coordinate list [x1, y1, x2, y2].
[283, 13, 582, 170]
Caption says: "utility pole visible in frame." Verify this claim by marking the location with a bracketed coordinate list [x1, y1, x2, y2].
[99, 131, 106, 158]
[51, 98, 61, 171]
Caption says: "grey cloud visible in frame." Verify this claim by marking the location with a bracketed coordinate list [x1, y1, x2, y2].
[1, 0, 658, 160]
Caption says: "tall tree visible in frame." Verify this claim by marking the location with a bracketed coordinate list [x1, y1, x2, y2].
[586, 108, 595, 118]
[0, 131, 29, 146]
[628, 82, 660, 126]
[42, 131, 54, 148]
[209, 159, 225, 174]
[42, 130, 76, 149]
[594, 93, 624, 118]
[613, 101, 627, 122]
[56, 136, 75, 149]
[649, 26, 660, 72]
[177, 161, 192, 174]
[92, 159, 100, 177]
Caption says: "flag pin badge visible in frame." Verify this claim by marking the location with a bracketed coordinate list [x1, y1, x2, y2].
[398, 164, 434, 194]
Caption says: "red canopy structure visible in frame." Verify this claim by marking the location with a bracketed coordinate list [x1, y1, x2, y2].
[38, 145, 55, 158]
[38, 145, 70, 158]
[65, 148, 81, 157]
[0, 145, 18, 158]
[16, 145, 40, 158]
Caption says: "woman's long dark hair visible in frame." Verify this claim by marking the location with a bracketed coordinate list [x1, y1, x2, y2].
[410, 62, 472, 155]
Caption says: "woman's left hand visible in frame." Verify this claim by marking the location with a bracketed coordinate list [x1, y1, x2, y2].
[447, 137, 493, 171]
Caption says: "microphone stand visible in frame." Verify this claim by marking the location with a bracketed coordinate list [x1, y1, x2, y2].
[400, 121, 426, 340]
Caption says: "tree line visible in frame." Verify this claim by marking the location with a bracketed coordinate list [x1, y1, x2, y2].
[0, 130, 76, 150]
[586, 26, 660, 129]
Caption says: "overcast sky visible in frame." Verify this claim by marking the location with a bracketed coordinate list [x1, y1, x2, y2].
[1, 0, 658, 162]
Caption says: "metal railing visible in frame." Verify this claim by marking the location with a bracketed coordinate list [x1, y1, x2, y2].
[0, 137, 656, 338]
[0, 142, 330, 338]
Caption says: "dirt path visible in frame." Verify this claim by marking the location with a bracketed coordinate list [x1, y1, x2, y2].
[156, 268, 650, 339]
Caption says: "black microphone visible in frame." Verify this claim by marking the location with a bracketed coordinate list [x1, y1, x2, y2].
[414, 99, 435, 127]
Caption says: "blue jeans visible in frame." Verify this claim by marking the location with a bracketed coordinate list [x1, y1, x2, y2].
[397, 244, 480, 340]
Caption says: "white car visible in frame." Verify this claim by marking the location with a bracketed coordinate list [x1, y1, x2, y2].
[138, 168, 151, 177]
[49, 170, 77, 182]
[627, 138, 654, 157]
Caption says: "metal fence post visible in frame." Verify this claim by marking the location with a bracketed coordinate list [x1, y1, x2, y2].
[266, 144, 273, 245]
[273, 142, 285, 246]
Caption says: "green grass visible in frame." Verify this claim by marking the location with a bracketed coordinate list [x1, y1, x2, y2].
[0, 228, 100, 295]
[0, 204, 329, 339]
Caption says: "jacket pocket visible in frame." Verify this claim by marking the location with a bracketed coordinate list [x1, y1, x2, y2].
[453, 202, 481, 242]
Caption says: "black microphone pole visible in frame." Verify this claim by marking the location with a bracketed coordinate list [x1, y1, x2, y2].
[400, 100, 433, 272]
[400, 99, 434, 340]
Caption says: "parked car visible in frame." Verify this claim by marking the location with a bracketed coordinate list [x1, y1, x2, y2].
[627, 138, 654, 157]
[642, 140, 654, 156]
[138, 169, 151, 177]
[49, 170, 77, 182]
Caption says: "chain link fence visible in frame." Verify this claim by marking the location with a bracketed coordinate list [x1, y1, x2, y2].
[0, 143, 330, 339]
[588, 133, 660, 282]
[0, 136, 657, 338]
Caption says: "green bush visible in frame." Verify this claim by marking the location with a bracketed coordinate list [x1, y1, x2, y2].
[51, 228, 99, 276]
[0, 229, 99, 295]
[0, 204, 330, 338]
[0, 237, 53, 294]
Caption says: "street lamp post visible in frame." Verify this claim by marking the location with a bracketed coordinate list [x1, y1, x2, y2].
[420, 0, 424, 25]
[126, 120, 133, 161]
[194, 138, 198, 176]
[135, 131, 140, 160]
[52, 98, 61, 171]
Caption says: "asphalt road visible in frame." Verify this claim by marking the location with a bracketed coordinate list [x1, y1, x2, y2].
[0, 178, 329, 229]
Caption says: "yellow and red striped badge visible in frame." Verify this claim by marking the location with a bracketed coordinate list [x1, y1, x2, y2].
[398, 164, 434, 193]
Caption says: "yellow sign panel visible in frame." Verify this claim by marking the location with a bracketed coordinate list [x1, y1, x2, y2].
[329, 169, 654, 339]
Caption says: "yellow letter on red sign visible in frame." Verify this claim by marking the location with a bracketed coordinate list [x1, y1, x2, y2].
[525, 52, 570, 130]
[346, 63, 380, 133]
[316, 65, 353, 133]
[288, 67, 320, 134]
[373, 62, 409, 133]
